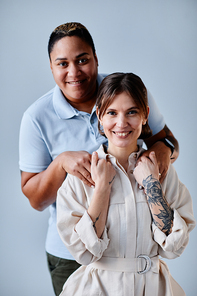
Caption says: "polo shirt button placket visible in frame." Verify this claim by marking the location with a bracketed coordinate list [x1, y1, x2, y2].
[89, 121, 95, 135]
[89, 117, 96, 135]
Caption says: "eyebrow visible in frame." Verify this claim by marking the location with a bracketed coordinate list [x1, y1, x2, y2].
[55, 52, 90, 61]
[106, 106, 139, 111]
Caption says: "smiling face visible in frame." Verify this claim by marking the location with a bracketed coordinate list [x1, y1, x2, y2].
[50, 36, 98, 110]
[98, 92, 148, 155]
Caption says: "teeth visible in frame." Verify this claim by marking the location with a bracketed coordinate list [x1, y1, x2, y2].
[115, 132, 130, 136]
[68, 81, 82, 85]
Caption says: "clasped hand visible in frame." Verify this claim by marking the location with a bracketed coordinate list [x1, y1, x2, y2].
[91, 152, 116, 190]
[133, 151, 160, 188]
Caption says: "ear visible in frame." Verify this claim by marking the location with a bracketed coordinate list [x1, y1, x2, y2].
[96, 106, 102, 124]
[147, 106, 150, 117]
[143, 106, 149, 125]
[94, 52, 99, 67]
[50, 60, 53, 73]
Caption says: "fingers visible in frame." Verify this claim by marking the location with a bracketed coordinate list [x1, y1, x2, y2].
[91, 151, 99, 166]
[139, 151, 157, 165]
[74, 154, 94, 187]
[76, 169, 95, 187]
[62, 151, 95, 187]
[157, 152, 170, 183]
[158, 164, 168, 183]
[149, 151, 157, 165]
[134, 151, 160, 184]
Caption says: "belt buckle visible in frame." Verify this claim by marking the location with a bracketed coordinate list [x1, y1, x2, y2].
[137, 255, 151, 274]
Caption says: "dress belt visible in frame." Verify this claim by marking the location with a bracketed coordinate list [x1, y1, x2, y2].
[89, 255, 159, 274]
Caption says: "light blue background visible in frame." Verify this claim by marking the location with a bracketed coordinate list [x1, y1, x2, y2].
[0, 0, 196, 295]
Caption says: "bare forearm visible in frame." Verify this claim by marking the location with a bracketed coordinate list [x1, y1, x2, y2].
[21, 156, 66, 211]
[87, 187, 111, 238]
[88, 152, 115, 238]
[21, 150, 93, 211]
[143, 175, 173, 235]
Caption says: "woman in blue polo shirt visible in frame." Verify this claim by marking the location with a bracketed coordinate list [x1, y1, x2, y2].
[19, 22, 179, 295]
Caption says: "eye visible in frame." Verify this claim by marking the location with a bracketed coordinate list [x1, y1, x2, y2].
[128, 109, 138, 115]
[59, 61, 68, 67]
[78, 58, 88, 64]
[107, 111, 116, 116]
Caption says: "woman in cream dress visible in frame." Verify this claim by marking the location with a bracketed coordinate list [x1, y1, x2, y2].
[57, 73, 195, 296]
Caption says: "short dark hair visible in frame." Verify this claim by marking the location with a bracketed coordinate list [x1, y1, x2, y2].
[96, 72, 152, 139]
[48, 22, 96, 60]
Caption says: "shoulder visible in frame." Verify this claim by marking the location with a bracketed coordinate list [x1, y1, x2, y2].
[162, 164, 179, 193]
[61, 173, 81, 189]
[60, 174, 94, 206]
[97, 73, 108, 86]
[23, 88, 55, 119]
[162, 165, 190, 205]
[61, 174, 89, 196]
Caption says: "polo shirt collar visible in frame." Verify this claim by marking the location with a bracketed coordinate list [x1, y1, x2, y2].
[53, 85, 78, 119]
[53, 74, 105, 120]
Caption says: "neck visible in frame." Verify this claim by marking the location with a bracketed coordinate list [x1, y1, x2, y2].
[67, 96, 97, 113]
[107, 144, 138, 171]
[65, 82, 98, 114]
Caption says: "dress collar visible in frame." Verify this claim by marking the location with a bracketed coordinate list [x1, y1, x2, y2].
[97, 145, 144, 167]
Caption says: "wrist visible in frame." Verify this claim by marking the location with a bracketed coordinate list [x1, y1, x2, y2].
[143, 175, 161, 195]
[94, 184, 111, 196]
[56, 153, 68, 176]
[159, 138, 175, 158]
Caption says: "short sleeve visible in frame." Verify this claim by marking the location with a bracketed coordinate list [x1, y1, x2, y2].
[19, 111, 52, 172]
[147, 90, 165, 135]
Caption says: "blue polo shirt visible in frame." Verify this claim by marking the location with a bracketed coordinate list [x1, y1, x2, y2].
[19, 74, 165, 259]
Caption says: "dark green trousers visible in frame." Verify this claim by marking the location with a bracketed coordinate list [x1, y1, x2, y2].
[46, 252, 81, 296]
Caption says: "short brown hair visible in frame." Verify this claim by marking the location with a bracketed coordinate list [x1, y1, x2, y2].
[96, 72, 152, 139]
[48, 22, 96, 60]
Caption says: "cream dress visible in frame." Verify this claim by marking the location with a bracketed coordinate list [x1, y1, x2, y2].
[57, 145, 195, 296]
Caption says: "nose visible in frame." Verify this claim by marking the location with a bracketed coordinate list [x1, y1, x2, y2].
[116, 114, 128, 128]
[67, 63, 81, 77]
